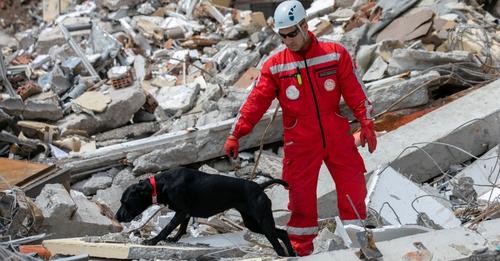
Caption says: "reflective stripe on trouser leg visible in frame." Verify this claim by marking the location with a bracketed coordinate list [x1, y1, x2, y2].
[282, 142, 323, 254]
[324, 143, 367, 220]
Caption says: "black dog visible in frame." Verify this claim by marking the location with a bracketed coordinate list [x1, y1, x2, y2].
[115, 167, 296, 257]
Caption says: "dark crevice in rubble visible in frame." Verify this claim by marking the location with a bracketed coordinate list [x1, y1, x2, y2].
[428, 83, 472, 100]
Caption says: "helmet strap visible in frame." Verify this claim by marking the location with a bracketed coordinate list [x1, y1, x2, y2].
[296, 23, 308, 42]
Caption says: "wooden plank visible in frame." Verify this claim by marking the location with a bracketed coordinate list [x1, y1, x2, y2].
[43, 237, 237, 260]
[0, 159, 51, 190]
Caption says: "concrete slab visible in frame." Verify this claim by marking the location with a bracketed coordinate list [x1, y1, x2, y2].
[453, 145, 500, 197]
[366, 166, 461, 228]
[179, 230, 249, 248]
[314, 79, 500, 219]
[301, 218, 500, 260]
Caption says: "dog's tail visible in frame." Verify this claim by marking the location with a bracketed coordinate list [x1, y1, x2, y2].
[259, 179, 288, 189]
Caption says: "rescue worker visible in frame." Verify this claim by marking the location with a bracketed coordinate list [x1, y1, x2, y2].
[223, 0, 377, 256]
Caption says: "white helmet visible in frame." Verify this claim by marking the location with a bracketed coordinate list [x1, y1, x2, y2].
[274, 0, 307, 30]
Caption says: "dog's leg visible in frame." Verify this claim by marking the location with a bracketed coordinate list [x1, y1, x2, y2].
[167, 215, 190, 242]
[241, 212, 287, 257]
[260, 223, 288, 256]
[143, 212, 186, 245]
[275, 228, 296, 256]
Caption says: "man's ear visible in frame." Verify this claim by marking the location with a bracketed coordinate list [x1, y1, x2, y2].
[303, 21, 308, 32]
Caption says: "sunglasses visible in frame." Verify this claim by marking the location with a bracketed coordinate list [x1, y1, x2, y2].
[278, 27, 300, 39]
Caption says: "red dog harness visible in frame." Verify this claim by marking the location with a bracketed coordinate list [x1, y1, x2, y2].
[149, 175, 158, 205]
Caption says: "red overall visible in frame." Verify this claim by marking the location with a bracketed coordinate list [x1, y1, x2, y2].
[231, 32, 371, 255]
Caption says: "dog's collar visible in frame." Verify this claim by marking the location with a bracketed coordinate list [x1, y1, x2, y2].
[149, 175, 158, 205]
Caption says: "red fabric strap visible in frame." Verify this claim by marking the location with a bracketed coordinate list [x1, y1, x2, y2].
[149, 175, 158, 204]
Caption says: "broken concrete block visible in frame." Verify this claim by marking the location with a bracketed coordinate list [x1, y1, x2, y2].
[453, 145, 500, 198]
[195, 110, 233, 127]
[362, 71, 438, 113]
[155, 83, 200, 116]
[74, 91, 112, 113]
[23, 91, 64, 121]
[198, 164, 220, 175]
[366, 166, 461, 228]
[451, 176, 477, 204]
[57, 84, 146, 135]
[362, 56, 388, 82]
[98, 0, 144, 11]
[68, 190, 122, 236]
[0, 31, 19, 49]
[73, 172, 113, 196]
[93, 186, 125, 214]
[376, 9, 434, 43]
[387, 49, 473, 75]
[131, 142, 198, 174]
[253, 151, 282, 179]
[112, 168, 136, 187]
[313, 227, 348, 253]
[167, 114, 198, 132]
[34, 183, 77, 229]
[36, 17, 91, 54]
[215, 51, 260, 86]
[95, 122, 159, 142]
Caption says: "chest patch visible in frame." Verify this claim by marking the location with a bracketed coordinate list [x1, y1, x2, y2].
[286, 85, 300, 100]
[324, 79, 336, 91]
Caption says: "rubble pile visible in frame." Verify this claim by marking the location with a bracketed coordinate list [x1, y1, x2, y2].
[0, 0, 499, 260]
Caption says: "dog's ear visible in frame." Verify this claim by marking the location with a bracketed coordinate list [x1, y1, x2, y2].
[131, 180, 153, 194]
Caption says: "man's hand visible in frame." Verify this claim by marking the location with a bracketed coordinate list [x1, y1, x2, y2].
[359, 119, 377, 153]
[224, 135, 239, 159]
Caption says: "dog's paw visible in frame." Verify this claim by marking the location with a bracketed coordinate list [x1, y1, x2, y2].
[142, 239, 156, 245]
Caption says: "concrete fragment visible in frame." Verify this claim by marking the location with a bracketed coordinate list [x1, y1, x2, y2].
[253, 151, 282, 179]
[112, 168, 136, 187]
[34, 184, 77, 234]
[195, 110, 233, 127]
[453, 146, 500, 198]
[387, 49, 473, 75]
[98, 0, 144, 11]
[0, 31, 18, 49]
[68, 190, 122, 236]
[132, 142, 198, 174]
[376, 9, 434, 42]
[362, 56, 387, 82]
[313, 228, 348, 253]
[23, 91, 64, 121]
[303, 218, 500, 261]
[167, 114, 198, 132]
[74, 91, 112, 113]
[73, 172, 113, 196]
[95, 122, 159, 142]
[93, 186, 125, 214]
[198, 164, 220, 175]
[36, 17, 91, 54]
[366, 166, 461, 228]
[363, 70, 438, 113]
[61, 108, 284, 176]
[57, 84, 146, 135]
[215, 51, 260, 86]
[155, 83, 200, 116]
